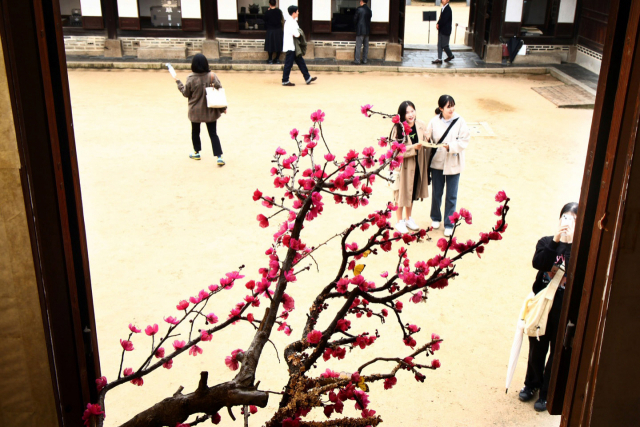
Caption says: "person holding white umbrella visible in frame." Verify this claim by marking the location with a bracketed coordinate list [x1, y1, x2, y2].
[513, 202, 577, 412]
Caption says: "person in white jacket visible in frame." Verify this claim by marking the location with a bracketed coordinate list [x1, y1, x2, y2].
[425, 95, 470, 237]
[281, 5, 317, 87]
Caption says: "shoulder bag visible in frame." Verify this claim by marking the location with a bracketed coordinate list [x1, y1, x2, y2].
[205, 72, 227, 109]
[519, 263, 565, 339]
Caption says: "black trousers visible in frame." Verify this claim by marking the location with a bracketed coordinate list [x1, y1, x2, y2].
[191, 121, 223, 157]
[282, 51, 310, 83]
[524, 287, 564, 400]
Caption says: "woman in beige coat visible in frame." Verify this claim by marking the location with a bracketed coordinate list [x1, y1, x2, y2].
[392, 101, 432, 234]
[174, 54, 227, 165]
[426, 94, 470, 236]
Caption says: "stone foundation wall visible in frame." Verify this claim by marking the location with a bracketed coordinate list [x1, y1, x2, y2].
[576, 44, 603, 75]
[577, 44, 603, 61]
[64, 36, 387, 58]
[64, 35, 107, 55]
[120, 37, 203, 57]
[525, 45, 571, 54]
[217, 38, 387, 55]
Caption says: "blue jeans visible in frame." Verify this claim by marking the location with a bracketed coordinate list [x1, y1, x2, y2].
[430, 169, 460, 228]
[282, 51, 310, 83]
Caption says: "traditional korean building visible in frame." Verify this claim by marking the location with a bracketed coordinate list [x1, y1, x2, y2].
[60, 0, 405, 61]
[466, 0, 608, 74]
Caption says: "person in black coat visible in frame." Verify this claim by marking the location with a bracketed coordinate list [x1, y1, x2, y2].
[433, 0, 454, 64]
[352, 0, 372, 65]
[518, 202, 578, 412]
[263, 0, 284, 64]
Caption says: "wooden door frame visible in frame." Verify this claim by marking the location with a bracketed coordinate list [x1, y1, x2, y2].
[0, 0, 101, 425]
[547, 0, 640, 424]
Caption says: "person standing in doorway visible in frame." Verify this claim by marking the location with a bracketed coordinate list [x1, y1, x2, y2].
[264, 0, 284, 64]
[432, 0, 454, 64]
[282, 5, 317, 87]
[174, 53, 226, 166]
[426, 95, 470, 236]
[353, 0, 372, 65]
[518, 203, 577, 412]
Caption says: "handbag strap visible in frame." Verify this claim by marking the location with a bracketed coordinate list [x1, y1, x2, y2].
[544, 263, 565, 297]
[434, 117, 459, 145]
[429, 117, 460, 165]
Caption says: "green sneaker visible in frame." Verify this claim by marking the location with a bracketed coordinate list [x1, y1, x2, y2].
[217, 156, 225, 166]
[189, 152, 201, 160]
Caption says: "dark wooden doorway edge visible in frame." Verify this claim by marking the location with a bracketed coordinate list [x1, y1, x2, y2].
[0, 0, 100, 424]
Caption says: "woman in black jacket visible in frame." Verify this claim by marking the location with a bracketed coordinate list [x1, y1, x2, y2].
[263, 0, 284, 64]
[519, 202, 578, 411]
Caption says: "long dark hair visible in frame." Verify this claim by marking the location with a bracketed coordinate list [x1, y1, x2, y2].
[395, 100, 416, 138]
[191, 53, 209, 73]
[435, 94, 455, 117]
[559, 202, 578, 218]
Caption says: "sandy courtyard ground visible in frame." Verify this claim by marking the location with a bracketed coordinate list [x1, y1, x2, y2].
[67, 69, 592, 426]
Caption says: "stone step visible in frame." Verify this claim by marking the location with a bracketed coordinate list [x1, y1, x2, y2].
[404, 44, 472, 52]
[137, 47, 186, 60]
[335, 46, 385, 61]
[513, 53, 563, 65]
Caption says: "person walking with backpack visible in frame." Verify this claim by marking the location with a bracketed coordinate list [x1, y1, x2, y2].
[426, 95, 470, 236]
[352, 0, 372, 65]
[518, 203, 577, 412]
[282, 5, 317, 87]
[432, 0, 454, 64]
[174, 53, 227, 166]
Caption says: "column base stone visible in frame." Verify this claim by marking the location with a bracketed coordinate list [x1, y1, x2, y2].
[203, 40, 220, 60]
[385, 43, 402, 62]
[104, 39, 123, 58]
[485, 44, 503, 63]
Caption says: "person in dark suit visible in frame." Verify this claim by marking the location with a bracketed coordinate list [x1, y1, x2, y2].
[352, 0, 372, 65]
[433, 0, 454, 64]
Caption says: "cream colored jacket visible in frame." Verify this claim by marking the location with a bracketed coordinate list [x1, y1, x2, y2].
[426, 113, 470, 175]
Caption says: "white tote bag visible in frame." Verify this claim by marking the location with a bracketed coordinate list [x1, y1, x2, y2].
[205, 73, 227, 108]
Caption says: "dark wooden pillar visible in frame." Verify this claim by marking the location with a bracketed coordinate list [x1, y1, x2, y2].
[489, 0, 505, 44]
[0, 0, 101, 424]
[204, 0, 216, 39]
[389, 0, 400, 43]
[102, 0, 118, 39]
[298, 0, 312, 39]
[547, 1, 640, 425]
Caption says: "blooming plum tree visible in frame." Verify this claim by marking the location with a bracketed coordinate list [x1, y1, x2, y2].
[85, 107, 510, 427]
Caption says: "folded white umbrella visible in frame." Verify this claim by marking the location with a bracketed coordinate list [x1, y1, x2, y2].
[506, 319, 526, 393]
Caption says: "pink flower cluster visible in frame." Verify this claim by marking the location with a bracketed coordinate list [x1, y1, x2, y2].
[225, 349, 244, 371]
[322, 375, 375, 420]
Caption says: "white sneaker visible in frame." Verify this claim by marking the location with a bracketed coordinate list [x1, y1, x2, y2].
[444, 227, 453, 237]
[395, 220, 409, 234]
[431, 221, 440, 230]
[405, 217, 419, 231]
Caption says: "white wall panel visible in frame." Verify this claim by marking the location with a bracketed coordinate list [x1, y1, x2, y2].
[218, 0, 238, 20]
[313, 0, 331, 21]
[80, 0, 101, 16]
[558, 0, 577, 23]
[371, 0, 389, 23]
[504, 0, 523, 22]
[282, 1, 298, 19]
[181, 0, 201, 18]
[116, 0, 138, 17]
